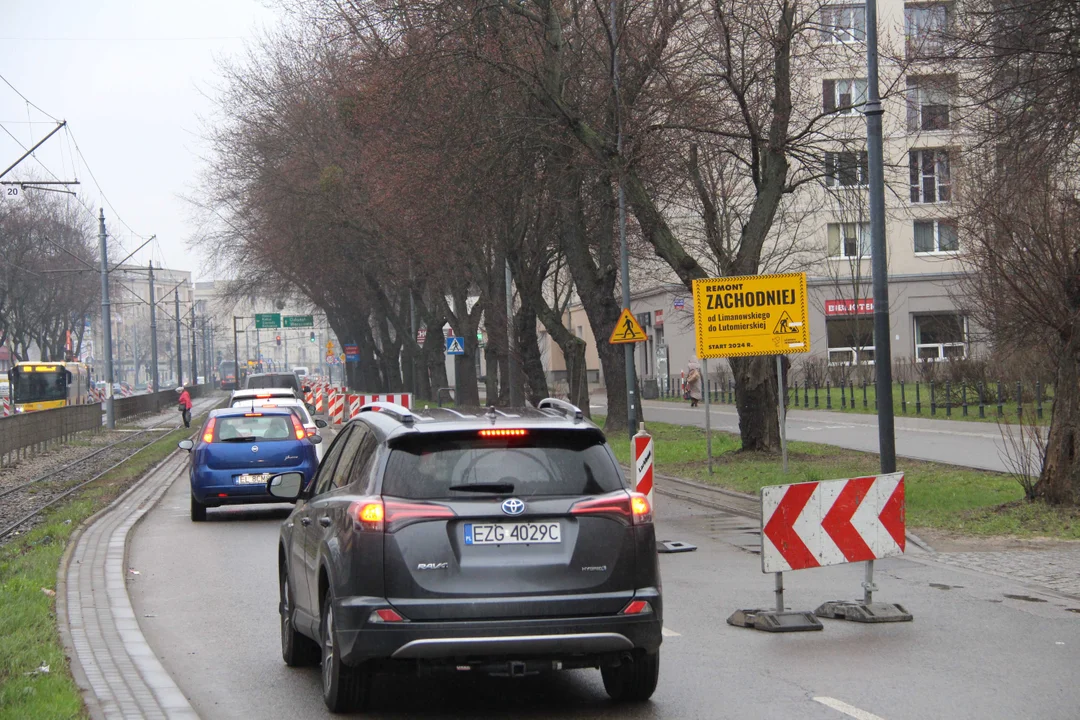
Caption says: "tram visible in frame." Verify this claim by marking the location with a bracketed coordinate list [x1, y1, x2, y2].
[7, 361, 91, 413]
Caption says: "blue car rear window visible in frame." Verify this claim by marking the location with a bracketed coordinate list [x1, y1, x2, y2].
[216, 416, 293, 442]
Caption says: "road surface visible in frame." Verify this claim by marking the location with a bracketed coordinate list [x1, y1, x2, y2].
[594, 398, 1016, 473]
[127, 469, 1080, 719]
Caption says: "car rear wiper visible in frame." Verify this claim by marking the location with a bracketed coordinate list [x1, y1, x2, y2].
[448, 482, 516, 494]
[220, 436, 258, 443]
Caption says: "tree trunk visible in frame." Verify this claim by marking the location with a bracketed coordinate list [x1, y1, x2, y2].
[730, 355, 780, 452]
[515, 300, 550, 406]
[1037, 333, 1080, 504]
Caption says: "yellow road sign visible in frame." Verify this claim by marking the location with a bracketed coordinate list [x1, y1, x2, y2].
[609, 308, 648, 344]
[692, 273, 810, 358]
[326, 341, 334, 350]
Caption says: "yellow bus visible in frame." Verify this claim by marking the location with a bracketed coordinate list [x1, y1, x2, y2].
[7, 361, 91, 413]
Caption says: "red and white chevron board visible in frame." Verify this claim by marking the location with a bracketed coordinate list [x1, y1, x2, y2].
[1, 396, 10, 416]
[633, 428, 654, 504]
[315, 389, 325, 414]
[760, 473, 905, 573]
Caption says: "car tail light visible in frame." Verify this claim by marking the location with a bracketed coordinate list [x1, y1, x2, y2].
[202, 418, 216, 444]
[630, 492, 653, 525]
[290, 413, 305, 440]
[368, 608, 406, 623]
[620, 600, 652, 615]
[348, 497, 455, 533]
[306, 427, 316, 437]
[571, 491, 652, 526]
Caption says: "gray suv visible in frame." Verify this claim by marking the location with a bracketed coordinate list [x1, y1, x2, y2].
[268, 399, 662, 713]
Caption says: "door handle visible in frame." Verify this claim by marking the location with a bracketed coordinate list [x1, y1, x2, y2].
[319, 516, 332, 527]
[300, 517, 312, 526]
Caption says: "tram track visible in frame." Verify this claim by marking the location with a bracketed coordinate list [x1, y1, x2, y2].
[0, 397, 220, 543]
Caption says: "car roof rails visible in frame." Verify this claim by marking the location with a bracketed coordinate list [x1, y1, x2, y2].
[537, 398, 584, 423]
[358, 401, 416, 426]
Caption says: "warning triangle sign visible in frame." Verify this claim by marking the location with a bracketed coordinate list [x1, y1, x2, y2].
[772, 311, 799, 335]
[609, 308, 648, 344]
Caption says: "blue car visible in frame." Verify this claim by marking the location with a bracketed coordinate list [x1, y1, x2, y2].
[179, 407, 322, 521]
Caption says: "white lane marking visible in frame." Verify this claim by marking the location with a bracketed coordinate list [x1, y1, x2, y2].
[814, 697, 888, 720]
[661, 627, 681, 637]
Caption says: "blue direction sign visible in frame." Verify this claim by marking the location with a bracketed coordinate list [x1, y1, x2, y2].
[445, 336, 465, 355]
[344, 344, 359, 362]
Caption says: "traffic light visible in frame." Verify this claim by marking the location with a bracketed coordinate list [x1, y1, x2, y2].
[276, 335, 282, 346]
[309, 331, 315, 343]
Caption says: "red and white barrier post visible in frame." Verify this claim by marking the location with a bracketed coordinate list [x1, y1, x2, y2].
[729, 472, 911, 632]
[633, 423, 654, 508]
[348, 394, 360, 420]
[1, 396, 10, 416]
[329, 390, 344, 424]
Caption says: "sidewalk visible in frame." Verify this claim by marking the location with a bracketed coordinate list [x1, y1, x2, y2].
[58, 451, 198, 719]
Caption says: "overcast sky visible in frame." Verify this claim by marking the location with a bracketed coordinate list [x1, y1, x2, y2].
[0, 0, 278, 280]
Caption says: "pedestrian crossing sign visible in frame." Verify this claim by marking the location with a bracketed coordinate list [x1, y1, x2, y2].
[445, 336, 465, 355]
[609, 308, 647, 344]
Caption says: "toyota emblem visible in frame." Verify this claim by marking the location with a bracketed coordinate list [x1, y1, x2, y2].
[251, 445, 259, 453]
[501, 498, 525, 516]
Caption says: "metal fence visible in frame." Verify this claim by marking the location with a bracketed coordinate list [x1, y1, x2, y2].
[114, 384, 213, 421]
[0, 403, 102, 467]
[0, 384, 216, 467]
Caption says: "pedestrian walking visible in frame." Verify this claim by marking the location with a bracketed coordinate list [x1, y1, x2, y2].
[176, 386, 193, 428]
[685, 361, 703, 408]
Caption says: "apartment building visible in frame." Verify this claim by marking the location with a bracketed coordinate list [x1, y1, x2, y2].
[539, 0, 975, 389]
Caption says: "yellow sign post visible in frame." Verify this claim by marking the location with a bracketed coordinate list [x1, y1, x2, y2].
[691, 272, 810, 475]
[609, 308, 648, 344]
[691, 273, 810, 359]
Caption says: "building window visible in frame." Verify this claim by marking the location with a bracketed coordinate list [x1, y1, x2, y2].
[827, 318, 875, 365]
[823, 78, 867, 114]
[905, 3, 950, 57]
[821, 4, 867, 44]
[825, 151, 869, 188]
[906, 76, 953, 132]
[913, 219, 959, 253]
[909, 149, 951, 203]
[914, 314, 966, 360]
[827, 222, 871, 258]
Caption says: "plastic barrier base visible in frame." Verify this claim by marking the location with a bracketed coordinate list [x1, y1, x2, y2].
[814, 601, 913, 623]
[726, 609, 823, 632]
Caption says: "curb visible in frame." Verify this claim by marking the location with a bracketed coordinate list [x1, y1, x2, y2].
[56, 447, 184, 720]
[56, 399, 220, 720]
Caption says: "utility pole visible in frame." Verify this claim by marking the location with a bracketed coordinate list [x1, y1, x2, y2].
[99, 209, 115, 429]
[175, 290, 182, 388]
[232, 317, 241, 390]
[190, 303, 198, 383]
[506, 260, 522, 406]
[611, 0, 637, 439]
[148, 261, 159, 395]
[865, 0, 896, 474]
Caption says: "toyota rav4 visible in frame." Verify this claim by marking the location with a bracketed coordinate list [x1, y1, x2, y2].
[268, 399, 662, 713]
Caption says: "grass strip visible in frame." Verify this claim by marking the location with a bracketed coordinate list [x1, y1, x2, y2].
[0, 419, 205, 720]
[599, 417, 1080, 539]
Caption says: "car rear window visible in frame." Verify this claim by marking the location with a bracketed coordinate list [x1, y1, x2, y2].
[245, 375, 299, 390]
[215, 415, 294, 442]
[384, 430, 626, 499]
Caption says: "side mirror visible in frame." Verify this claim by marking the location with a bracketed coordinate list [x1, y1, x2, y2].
[310, 435, 323, 445]
[315, 418, 328, 428]
[268, 472, 304, 500]
[178, 440, 194, 451]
